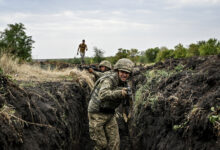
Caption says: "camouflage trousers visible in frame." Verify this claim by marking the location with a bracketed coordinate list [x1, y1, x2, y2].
[88, 112, 120, 150]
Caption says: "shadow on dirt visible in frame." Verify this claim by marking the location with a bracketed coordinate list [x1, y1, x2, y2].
[0, 76, 93, 150]
[0, 55, 219, 150]
[130, 55, 220, 150]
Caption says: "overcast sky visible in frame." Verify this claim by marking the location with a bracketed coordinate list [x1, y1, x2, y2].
[0, 0, 220, 59]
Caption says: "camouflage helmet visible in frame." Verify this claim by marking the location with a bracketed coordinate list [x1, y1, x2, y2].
[99, 60, 112, 69]
[114, 58, 134, 73]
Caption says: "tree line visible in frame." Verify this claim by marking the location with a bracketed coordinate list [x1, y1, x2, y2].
[86, 38, 220, 65]
[0, 23, 220, 64]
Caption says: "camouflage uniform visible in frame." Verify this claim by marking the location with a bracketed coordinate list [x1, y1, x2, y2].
[92, 70, 112, 79]
[88, 58, 134, 150]
[91, 60, 112, 79]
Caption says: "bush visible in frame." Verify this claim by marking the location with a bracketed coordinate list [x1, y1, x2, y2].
[186, 44, 200, 57]
[199, 38, 220, 56]
[156, 48, 174, 62]
[174, 44, 187, 58]
[145, 47, 160, 63]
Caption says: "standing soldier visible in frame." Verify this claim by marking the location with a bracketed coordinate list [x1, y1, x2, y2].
[88, 58, 134, 150]
[89, 60, 112, 80]
[77, 39, 88, 64]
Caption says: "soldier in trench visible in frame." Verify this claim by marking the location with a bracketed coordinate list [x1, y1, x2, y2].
[88, 60, 112, 80]
[88, 58, 134, 150]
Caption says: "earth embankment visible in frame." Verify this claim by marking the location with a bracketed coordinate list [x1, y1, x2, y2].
[0, 75, 93, 150]
[130, 55, 220, 150]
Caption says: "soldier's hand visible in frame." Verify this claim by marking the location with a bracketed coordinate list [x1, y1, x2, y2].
[123, 112, 128, 123]
[77, 52, 79, 55]
[89, 68, 94, 73]
[121, 88, 127, 97]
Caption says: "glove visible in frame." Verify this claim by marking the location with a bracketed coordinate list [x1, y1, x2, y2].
[77, 52, 79, 55]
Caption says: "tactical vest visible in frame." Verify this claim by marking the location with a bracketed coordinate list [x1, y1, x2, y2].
[88, 73, 122, 113]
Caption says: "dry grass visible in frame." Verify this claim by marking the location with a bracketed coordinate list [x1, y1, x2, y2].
[0, 54, 94, 89]
[0, 104, 15, 121]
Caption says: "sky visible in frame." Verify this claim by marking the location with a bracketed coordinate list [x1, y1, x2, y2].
[0, 0, 220, 59]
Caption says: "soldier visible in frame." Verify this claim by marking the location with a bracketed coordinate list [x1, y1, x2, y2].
[88, 60, 112, 80]
[77, 39, 88, 64]
[88, 58, 134, 150]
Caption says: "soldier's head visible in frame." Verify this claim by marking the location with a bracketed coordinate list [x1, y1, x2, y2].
[114, 58, 134, 82]
[82, 39, 85, 43]
[99, 60, 112, 72]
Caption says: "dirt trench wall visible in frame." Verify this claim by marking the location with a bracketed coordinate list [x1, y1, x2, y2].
[131, 55, 220, 150]
[0, 76, 93, 150]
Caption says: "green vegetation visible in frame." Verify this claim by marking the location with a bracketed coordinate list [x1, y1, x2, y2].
[134, 65, 187, 113]
[0, 23, 35, 61]
[1, 22, 219, 65]
[209, 106, 220, 125]
[173, 121, 188, 131]
[134, 69, 174, 111]
[199, 38, 220, 56]
[93, 46, 104, 63]
[145, 47, 160, 63]
[156, 47, 174, 62]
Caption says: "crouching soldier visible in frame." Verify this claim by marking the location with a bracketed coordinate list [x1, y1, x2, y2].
[88, 58, 134, 150]
[89, 60, 112, 80]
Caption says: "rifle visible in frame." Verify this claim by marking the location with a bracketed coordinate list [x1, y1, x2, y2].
[78, 65, 101, 72]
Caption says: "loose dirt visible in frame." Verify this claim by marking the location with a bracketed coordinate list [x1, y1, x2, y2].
[130, 55, 220, 150]
[0, 75, 93, 150]
[0, 55, 219, 150]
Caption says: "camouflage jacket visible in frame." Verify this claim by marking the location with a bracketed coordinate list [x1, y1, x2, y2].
[88, 72, 129, 114]
[92, 70, 112, 80]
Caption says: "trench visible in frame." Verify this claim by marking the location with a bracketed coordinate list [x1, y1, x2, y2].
[0, 55, 219, 150]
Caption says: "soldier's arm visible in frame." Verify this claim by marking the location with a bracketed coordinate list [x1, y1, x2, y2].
[77, 44, 81, 52]
[92, 71, 104, 78]
[98, 79, 124, 102]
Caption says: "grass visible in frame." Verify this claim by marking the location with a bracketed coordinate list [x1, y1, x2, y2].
[134, 69, 180, 113]
[0, 54, 94, 90]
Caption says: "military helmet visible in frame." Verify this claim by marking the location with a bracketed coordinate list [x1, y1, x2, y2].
[114, 58, 134, 73]
[99, 60, 112, 69]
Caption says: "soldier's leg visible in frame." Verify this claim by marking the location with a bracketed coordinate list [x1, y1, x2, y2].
[105, 115, 120, 150]
[80, 52, 85, 64]
[88, 113, 108, 150]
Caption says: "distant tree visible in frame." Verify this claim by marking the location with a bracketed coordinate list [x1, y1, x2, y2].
[129, 48, 140, 63]
[199, 38, 220, 56]
[156, 47, 174, 62]
[93, 46, 104, 63]
[174, 43, 187, 58]
[145, 47, 160, 63]
[218, 47, 220, 54]
[138, 51, 148, 64]
[186, 43, 200, 57]
[113, 48, 130, 63]
[0, 23, 34, 61]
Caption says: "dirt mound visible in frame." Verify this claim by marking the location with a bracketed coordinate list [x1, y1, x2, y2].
[0, 55, 219, 150]
[0, 75, 93, 150]
[131, 55, 220, 150]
